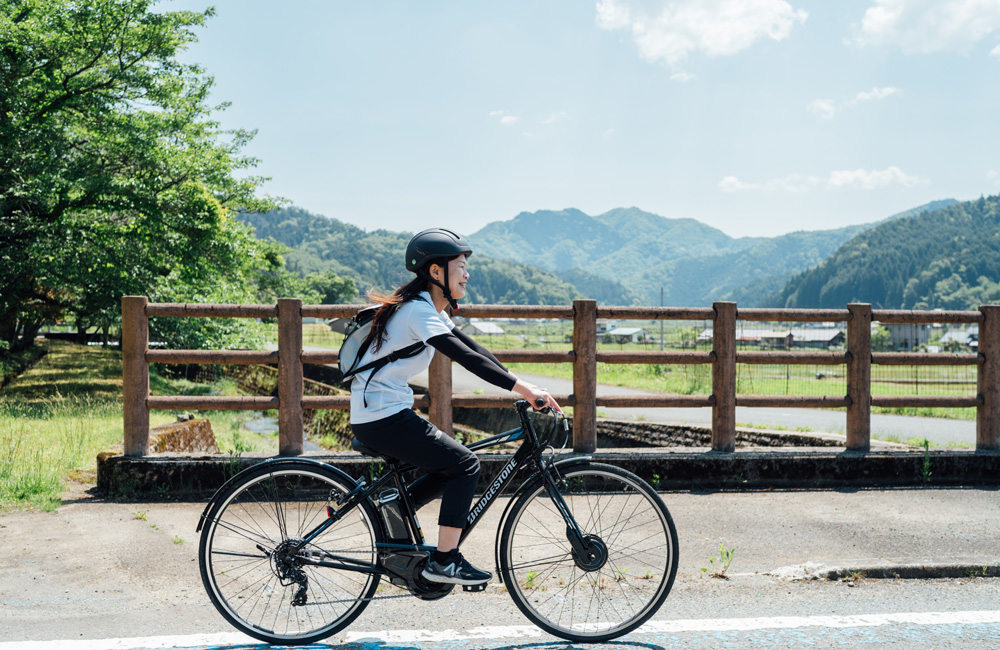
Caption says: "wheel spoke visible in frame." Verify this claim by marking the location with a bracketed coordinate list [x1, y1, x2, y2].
[200, 465, 380, 645]
[500, 464, 678, 643]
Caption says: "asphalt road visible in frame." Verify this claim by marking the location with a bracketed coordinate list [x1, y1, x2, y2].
[3, 487, 998, 649]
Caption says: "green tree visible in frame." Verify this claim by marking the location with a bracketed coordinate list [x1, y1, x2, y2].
[303, 271, 357, 304]
[0, 0, 278, 354]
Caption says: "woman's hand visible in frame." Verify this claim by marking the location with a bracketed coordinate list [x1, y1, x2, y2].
[513, 379, 563, 413]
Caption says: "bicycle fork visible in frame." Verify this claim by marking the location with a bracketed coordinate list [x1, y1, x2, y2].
[540, 464, 609, 572]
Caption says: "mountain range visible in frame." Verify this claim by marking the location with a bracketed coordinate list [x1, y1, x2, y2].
[771, 194, 1000, 309]
[236, 195, 1000, 310]
[468, 200, 957, 306]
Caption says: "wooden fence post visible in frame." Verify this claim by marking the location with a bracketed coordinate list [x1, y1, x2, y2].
[428, 349, 454, 436]
[573, 299, 597, 453]
[978, 304, 1000, 450]
[122, 296, 149, 457]
[277, 298, 303, 456]
[846, 303, 872, 451]
[711, 302, 736, 452]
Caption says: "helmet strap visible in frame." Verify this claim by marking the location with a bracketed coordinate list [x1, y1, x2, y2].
[419, 267, 459, 311]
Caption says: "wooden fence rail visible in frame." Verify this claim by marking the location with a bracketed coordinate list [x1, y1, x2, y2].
[121, 296, 1000, 457]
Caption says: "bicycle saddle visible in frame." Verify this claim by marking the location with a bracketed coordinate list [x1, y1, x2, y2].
[351, 437, 398, 462]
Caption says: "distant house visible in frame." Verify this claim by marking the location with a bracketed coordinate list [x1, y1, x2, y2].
[741, 329, 791, 347]
[605, 327, 645, 343]
[698, 327, 791, 346]
[695, 327, 843, 349]
[884, 322, 930, 351]
[788, 328, 845, 349]
[596, 319, 619, 335]
[940, 325, 978, 351]
[460, 320, 505, 336]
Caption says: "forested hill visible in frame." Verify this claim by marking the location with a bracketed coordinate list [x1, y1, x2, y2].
[237, 207, 626, 305]
[771, 194, 1000, 309]
[469, 202, 956, 306]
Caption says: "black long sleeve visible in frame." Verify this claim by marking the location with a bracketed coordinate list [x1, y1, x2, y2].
[427, 332, 518, 391]
[450, 327, 510, 372]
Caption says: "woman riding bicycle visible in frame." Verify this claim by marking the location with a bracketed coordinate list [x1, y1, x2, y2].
[349, 227, 562, 586]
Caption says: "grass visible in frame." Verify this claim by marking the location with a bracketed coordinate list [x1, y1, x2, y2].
[0, 344, 47, 387]
[0, 340, 265, 511]
[872, 433, 973, 448]
[1, 341, 129, 511]
[701, 543, 736, 579]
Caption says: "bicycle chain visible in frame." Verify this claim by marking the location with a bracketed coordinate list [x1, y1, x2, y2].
[299, 585, 421, 606]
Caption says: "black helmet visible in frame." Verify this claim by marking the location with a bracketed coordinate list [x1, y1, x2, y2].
[405, 228, 473, 273]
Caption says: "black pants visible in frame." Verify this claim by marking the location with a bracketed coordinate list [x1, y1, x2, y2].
[351, 409, 480, 529]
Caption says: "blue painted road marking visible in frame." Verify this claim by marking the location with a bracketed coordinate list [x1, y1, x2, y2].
[3, 610, 999, 650]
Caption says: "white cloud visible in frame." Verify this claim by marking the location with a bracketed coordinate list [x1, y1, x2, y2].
[991, 43, 1000, 57]
[850, 86, 901, 104]
[719, 176, 758, 192]
[720, 166, 926, 192]
[852, 0, 1000, 54]
[808, 86, 900, 119]
[807, 99, 837, 119]
[670, 71, 697, 82]
[988, 169, 1000, 186]
[827, 166, 925, 189]
[541, 111, 570, 124]
[490, 110, 520, 126]
[602, 128, 617, 141]
[596, 0, 808, 66]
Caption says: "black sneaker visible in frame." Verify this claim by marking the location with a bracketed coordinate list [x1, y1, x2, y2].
[421, 553, 492, 585]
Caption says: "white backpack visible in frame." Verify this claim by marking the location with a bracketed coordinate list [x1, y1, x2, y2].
[338, 299, 427, 405]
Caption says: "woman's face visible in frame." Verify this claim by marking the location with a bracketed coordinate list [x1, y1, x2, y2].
[431, 254, 469, 299]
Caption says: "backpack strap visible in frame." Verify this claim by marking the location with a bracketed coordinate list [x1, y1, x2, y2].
[350, 341, 426, 408]
[346, 294, 433, 407]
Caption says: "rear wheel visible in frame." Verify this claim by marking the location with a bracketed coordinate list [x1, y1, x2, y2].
[499, 463, 678, 642]
[199, 462, 381, 645]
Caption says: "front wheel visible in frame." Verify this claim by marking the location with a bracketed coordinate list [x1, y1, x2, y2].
[499, 463, 678, 643]
[199, 461, 382, 645]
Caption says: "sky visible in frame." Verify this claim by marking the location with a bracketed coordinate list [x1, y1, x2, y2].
[165, 0, 1000, 238]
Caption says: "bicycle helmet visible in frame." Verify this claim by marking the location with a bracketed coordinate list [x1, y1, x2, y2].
[404, 228, 473, 309]
[405, 228, 473, 272]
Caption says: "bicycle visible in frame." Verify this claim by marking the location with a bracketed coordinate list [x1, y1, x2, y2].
[197, 399, 679, 645]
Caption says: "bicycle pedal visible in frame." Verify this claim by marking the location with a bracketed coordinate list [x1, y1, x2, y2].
[462, 583, 487, 593]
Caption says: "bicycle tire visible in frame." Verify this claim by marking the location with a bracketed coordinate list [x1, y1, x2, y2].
[499, 462, 678, 642]
[199, 461, 382, 645]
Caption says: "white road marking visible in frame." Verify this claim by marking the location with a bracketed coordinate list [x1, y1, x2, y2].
[346, 610, 1000, 643]
[640, 609, 1000, 633]
[4, 610, 999, 649]
[344, 624, 544, 643]
[0, 633, 255, 650]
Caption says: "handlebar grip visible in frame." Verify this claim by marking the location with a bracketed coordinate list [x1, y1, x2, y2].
[534, 397, 547, 409]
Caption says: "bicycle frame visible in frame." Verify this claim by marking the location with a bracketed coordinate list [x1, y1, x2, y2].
[284, 401, 583, 579]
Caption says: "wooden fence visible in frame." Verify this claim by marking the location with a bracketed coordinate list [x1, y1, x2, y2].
[121, 296, 1000, 457]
